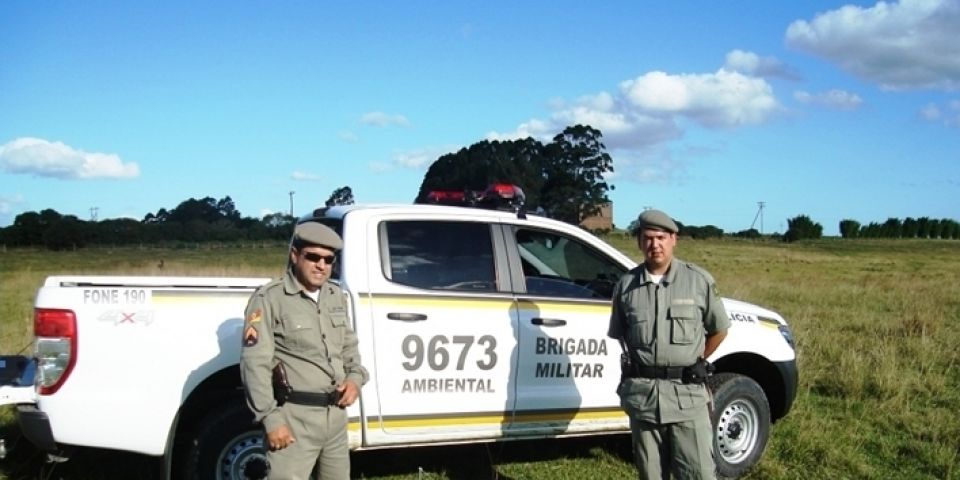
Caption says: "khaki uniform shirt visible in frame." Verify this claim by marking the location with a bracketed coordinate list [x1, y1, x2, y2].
[608, 258, 730, 424]
[240, 269, 369, 433]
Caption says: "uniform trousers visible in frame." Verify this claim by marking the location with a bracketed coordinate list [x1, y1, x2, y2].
[629, 407, 716, 480]
[267, 402, 349, 480]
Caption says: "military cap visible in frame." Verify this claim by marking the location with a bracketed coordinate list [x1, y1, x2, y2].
[293, 222, 343, 250]
[636, 209, 679, 234]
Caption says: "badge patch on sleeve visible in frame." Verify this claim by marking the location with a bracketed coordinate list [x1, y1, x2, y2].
[243, 325, 259, 347]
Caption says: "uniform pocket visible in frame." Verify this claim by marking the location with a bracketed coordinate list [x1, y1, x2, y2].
[625, 306, 653, 346]
[674, 383, 708, 411]
[669, 305, 699, 345]
[279, 313, 319, 350]
[330, 312, 347, 328]
[619, 377, 656, 417]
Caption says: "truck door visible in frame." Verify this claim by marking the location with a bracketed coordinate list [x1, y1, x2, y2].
[506, 226, 629, 435]
[366, 219, 519, 445]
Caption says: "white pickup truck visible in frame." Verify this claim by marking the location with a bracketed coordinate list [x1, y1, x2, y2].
[0, 202, 797, 479]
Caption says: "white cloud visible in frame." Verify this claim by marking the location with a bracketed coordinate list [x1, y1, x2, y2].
[394, 149, 436, 169]
[486, 61, 781, 186]
[920, 102, 942, 120]
[291, 171, 323, 181]
[794, 89, 864, 110]
[488, 69, 777, 150]
[368, 161, 393, 173]
[0, 193, 24, 215]
[338, 130, 360, 143]
[919, 99, 960, 126]
[0, 194, 24, 227]
[724, 49, 801, 80]
[0, 137, 139, 179]
[620, 70, 780, 128]
[613, 147, 690, 185]
[786, 0, 960, 90]
[359, 112, 411, 127]
[388, 146, 459, 170]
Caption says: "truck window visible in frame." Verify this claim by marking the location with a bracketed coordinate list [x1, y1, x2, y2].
[383, 221, 497, 292]
[515, 228, 624, 299]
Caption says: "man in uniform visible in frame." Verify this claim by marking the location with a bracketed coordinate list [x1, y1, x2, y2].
[241, 222, 369, 480]
[608, 209, 730, 480]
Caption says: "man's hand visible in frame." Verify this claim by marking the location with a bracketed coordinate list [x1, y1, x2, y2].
[335, 380, 360, 408]
[266, 425, 296, 451]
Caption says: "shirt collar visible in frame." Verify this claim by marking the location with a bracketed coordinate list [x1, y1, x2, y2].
[282, 268, 309, 296]
[640, 260, 677, 285]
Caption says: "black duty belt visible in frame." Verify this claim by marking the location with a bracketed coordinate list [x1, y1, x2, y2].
[630, 365, 686, 380]
[287, 390, 338, 407]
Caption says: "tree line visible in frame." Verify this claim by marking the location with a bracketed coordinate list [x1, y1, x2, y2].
[3, 121, 955, 249]
[0, 188, 356, 250]
[839, 217, 960, 239]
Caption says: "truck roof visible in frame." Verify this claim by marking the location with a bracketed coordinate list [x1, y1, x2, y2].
[304, 203, 552, 225]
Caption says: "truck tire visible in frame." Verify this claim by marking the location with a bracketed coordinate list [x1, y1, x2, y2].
[185, 401, 269, 480]
[708, 373, 771, 479]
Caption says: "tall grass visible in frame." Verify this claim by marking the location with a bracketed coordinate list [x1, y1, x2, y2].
[1, 238, 959, 479]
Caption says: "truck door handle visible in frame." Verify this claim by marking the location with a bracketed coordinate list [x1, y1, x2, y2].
[386, 313, 428, 322]
[531, 317, 566, 327]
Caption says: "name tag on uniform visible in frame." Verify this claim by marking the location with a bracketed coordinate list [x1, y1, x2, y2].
[672, 298, 695, 305]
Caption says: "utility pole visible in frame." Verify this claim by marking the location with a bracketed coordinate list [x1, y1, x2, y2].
[90, 207, 99, 222]
[750, 201, 766, 234]
[289, 191, 295, 217]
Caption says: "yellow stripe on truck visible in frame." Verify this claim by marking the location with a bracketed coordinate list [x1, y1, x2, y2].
[359, 294, 611, 315]
[365, 408, 626, 430]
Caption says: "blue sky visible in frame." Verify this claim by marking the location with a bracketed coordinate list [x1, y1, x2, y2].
[2, 1, 958, 235]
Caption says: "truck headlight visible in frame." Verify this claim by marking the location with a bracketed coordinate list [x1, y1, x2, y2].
[778, 325, 795, 350]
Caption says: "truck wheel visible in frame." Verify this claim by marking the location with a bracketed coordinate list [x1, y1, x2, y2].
[185, 402, 269, 480]
[708, 373, 771, 479]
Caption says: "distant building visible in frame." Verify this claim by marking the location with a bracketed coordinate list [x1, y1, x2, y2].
[579, 202, 612, 231]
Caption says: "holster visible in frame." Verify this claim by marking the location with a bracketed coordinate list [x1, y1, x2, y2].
[619, 351, 632, 383]
[272, 362, 293, 406]
[681, 357, 715, 385]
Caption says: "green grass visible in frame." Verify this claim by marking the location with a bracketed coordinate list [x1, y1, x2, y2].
[2, 238, 960, 479]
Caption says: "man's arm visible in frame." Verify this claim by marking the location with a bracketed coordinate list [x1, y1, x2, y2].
[337, 317, 369, 407]
[703, 330, 727, 359]
[239, 292, 284, 433]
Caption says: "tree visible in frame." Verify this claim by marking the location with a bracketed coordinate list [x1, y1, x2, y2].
[784, 215, 822, 242]
[680, 224, 724, 239]
[734, 228, 762, 239]
[325, 186, 355, 207]
[881, 218, 902, 238]
[415, 125, 614, 228]
[42, 215, 88, 250]
[415, 137, 546, 207]
[216, 196, 241, 222]
[10, 211, 45, 246]
[839, 219, 860, 238]
[540, 125, 614, 224]
[916, 217, 932, 238]
[942, 219, 960, 240]
[929, 219, 943, 239]
[901, 217, 919, 238]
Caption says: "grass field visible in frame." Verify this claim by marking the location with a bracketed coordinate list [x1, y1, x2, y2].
[1, 237, 958, 479]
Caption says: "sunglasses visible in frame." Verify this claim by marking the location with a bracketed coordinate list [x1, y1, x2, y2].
[302, 252, 337, 265]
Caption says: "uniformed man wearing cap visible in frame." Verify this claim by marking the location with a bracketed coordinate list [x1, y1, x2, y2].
[608, 209, 730, 480]
[241, 221, 369, 480]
